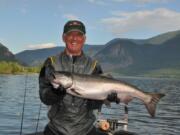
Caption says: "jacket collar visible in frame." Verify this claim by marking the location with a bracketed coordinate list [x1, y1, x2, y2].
[61, 50, 87, 64]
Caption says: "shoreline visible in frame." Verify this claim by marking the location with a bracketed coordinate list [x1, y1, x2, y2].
[117, 75, 180, 80]
[1, 73, 179, 80]
[0, 72, 39, 75]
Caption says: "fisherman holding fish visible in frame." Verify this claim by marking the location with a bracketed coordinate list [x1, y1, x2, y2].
[39, 20, 119, 135]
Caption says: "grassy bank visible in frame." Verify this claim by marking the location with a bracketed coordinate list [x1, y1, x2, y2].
[113, 67, 180, 79]
[140, 68, 180, 79]
[0, 61, 41, 74]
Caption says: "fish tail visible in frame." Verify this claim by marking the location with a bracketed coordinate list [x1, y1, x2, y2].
[145, 93, 165, 117]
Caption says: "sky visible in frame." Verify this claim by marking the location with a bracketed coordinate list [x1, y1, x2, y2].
[0, 0, 180, 54]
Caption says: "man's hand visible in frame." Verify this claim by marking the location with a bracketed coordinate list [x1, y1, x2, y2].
[45, 64, 56, 82]
[50, 78, 66, 95]
[51, 82, 60, 89]
[107, 92, 120, 104]
[45, 64, 66, 95]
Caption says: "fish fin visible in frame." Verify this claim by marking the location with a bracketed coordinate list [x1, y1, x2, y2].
[104, 99, 111, 107]
[101, 73, 113, 78]
[145, 93, 165, 117]
[70, 88, 82, 96]
[123, 96, 133, 105]
[118, 94, 133, 104]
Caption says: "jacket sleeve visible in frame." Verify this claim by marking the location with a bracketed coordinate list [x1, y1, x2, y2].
[87, 62, 104, 110]
[39, 58, 65, 105]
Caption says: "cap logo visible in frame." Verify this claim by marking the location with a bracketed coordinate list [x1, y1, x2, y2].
[69, 21, 81, 26]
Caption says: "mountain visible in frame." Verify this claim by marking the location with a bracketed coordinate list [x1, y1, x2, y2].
[15, 47, 64, 66]
[94, 30, 180, 76]
[0, 43, 16, 61]
[15, 30, 180, 77]
[145, 30, 180, 45]
[94, 39, 139, 70]
[15, 44, 103, 66]
[120, 30, 180, 45]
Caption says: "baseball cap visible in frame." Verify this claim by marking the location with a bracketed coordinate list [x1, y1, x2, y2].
[63, 20, 86, 35]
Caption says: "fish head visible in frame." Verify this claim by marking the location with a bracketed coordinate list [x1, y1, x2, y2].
[53, 71, 73, 89]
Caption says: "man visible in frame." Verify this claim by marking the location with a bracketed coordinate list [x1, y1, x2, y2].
[39, 20, 118, 135]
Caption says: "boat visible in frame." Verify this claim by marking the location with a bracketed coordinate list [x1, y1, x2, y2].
[26, 105, 137, 135]
[26, 132, 43, 135]
[25, 130, 137, 135]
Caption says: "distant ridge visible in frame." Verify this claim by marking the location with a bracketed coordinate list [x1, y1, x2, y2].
[94, 30, 180, 75]
[15, 47, 64, 66]
[0, 43, 16, 61]
[14, 29, 180, 77]
[146, 30, 180, 45]
[15, 44, 103, 66]
[105, 30, 180, 46]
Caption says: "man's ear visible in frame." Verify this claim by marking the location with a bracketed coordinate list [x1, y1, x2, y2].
[62, 34, 66, 42]
[83, 35, 86, 42]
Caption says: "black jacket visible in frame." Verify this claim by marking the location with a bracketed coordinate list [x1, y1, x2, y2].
[39, 51, 103, 135]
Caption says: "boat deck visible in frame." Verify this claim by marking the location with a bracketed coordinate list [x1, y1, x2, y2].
[25, 130, 137, 135]
[25, 132, 43, 135]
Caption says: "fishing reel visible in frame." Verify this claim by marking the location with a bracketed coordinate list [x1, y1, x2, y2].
[95, 105, 137, 135]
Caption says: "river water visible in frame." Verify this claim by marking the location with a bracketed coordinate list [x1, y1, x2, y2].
[0, 75, 179, 135]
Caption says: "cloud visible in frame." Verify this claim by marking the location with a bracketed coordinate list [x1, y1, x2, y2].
[62, 14, 79, 20]
[19, 0, 29, 14]
[20, 8, 28, 14]
[0, 37, 9, 45]
[0, 37, 5, 42]
[87, 0, 106, 5]
[112, 0, 173, 4]
[101, 8, 180, 37]
[27, 43, 57, 50]
[87, 0, 173, 5]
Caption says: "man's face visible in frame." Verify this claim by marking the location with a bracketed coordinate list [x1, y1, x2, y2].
[63, 31, 86, 55]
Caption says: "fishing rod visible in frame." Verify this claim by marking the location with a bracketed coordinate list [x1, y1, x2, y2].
[35, 102, 42, 135]
[19, 72, 42, 135]
[20, 73, 28, 135]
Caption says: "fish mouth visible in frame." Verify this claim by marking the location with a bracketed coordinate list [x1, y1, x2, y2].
[54, 71, 74, 89]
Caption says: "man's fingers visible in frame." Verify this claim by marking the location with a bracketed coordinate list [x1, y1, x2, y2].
[51, 79, 60, 84]
[107, 92, 120, 104]
[51, 82, 60, 89]
[116, 98, 120, 104]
